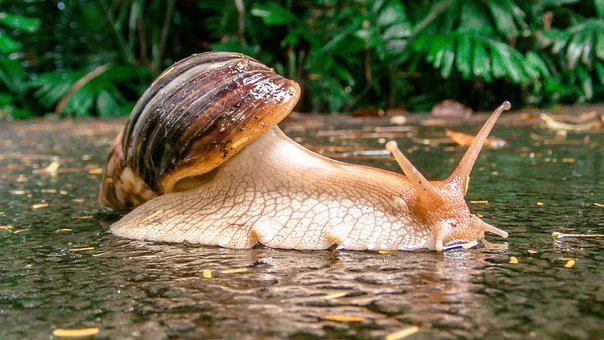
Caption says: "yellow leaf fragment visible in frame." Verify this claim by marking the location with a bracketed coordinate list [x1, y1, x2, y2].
[378, 250, 397, 254]
[34, 158, 60, 177]
[32, 203, 48, 209]
[220, 268, 248, 274]
[324, 315, 364, 322]
[446, 129, 506, 149]
[540, 113, 596, 132]
[52, 328, 99, 337]
[202, 269, 212, 279]
[41, 189, 58, 194]
[594, 203, 604, 207]
[57, 228, 73, 232]
[69, 247, 95, 252]
[87, 167, 103, 175]
[561, 158, 575, 163]
[470, 200, 489, 204]
[509, 256, 519, 264]
[319, 292, 348, 300]
[552, 232, 604, 239]
[72, 215, 93, 220]
[0, 225, 14, 230]
[385, 326, 420, 340]
[564, 259, 575, 268]
[536, 201, 544, 206]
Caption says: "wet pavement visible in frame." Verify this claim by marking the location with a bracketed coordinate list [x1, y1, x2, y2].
[0, 107, 602, 339]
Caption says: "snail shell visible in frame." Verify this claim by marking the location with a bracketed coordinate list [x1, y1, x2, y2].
[100, 52, 300, 211]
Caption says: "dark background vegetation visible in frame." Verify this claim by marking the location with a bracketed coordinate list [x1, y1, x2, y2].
[1, 0, 602, 118]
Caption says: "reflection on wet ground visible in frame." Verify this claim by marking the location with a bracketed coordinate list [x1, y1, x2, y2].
[0, 108, 602, 338]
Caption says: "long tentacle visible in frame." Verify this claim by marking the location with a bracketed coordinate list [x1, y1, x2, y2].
[447, 101, 511, 195]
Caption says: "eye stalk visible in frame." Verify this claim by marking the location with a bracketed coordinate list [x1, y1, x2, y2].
[386, 101, 511, 251]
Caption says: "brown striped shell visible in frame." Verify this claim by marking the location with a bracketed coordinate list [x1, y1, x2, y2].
[99, 52, 301, 211]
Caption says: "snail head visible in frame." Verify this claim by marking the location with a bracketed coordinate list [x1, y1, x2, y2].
[386, 101, 511, 251]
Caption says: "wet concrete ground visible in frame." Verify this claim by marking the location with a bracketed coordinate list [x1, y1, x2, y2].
[0, 106, 602, 338]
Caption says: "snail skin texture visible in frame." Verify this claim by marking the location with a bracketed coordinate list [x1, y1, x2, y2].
[100, 51, 510, 251]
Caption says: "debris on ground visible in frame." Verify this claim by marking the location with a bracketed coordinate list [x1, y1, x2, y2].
[431, 99, 473, 117]
[445, 129, 507, 149]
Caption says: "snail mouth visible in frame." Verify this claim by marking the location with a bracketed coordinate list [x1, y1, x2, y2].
[443, 239, 479, 251]
[438, 219, 508, 252]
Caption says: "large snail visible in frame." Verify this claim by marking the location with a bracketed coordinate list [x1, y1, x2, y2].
[99, 51, 509, 251]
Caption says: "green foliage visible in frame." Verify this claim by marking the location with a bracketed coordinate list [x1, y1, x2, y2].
[0, 10, 40, 118]
[209, 0, 413, 111]
[28, 65, 150, 117]
[0, 0, 603, 118]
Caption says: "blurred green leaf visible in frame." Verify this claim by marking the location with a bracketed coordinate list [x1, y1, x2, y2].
[540, 19, 604, 68]
[0, 92, 14, 105]
[0, 58, 24, 93]
[455, 35, 472, 78]
[64, 84, 95, 117]
[525, 51, 551, 78]
[29, 71, 77, 108]
[251, 3, 296, 26]
[0, 12, 41, 33]
[96, 90, 121, 117]
[576, 65, 593, 99]
[0, 31, 21, 53]
[439, 36, 455, 78]
[595, 61, 604, 84]
[596, 30, 604, 60]
[487, 0, 520, 39]
[211, 38, 260, 57]
[377, 2, 407, 27]
[473, 39, 491, 82]
[596, 0, 604, 18]
[459, 1, 492, 33]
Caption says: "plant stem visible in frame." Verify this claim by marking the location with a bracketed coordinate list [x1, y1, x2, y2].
[55, 64, 112, 117]
[410, 0, 454, 39]
[234, 0, 246, 43]
[97, 0, 133, 63]
[154, 0, 175, 73]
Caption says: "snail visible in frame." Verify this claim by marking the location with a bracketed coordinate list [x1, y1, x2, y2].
[99, 51, 510, 251]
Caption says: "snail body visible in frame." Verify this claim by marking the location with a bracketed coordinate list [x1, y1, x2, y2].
[100, 52, 509, 251]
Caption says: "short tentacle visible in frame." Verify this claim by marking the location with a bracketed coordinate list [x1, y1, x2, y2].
[478, 219, 509, 238]
[386, 141, 438, 196]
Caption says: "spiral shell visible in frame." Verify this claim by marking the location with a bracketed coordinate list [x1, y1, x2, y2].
[99, 52, 300, 211]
